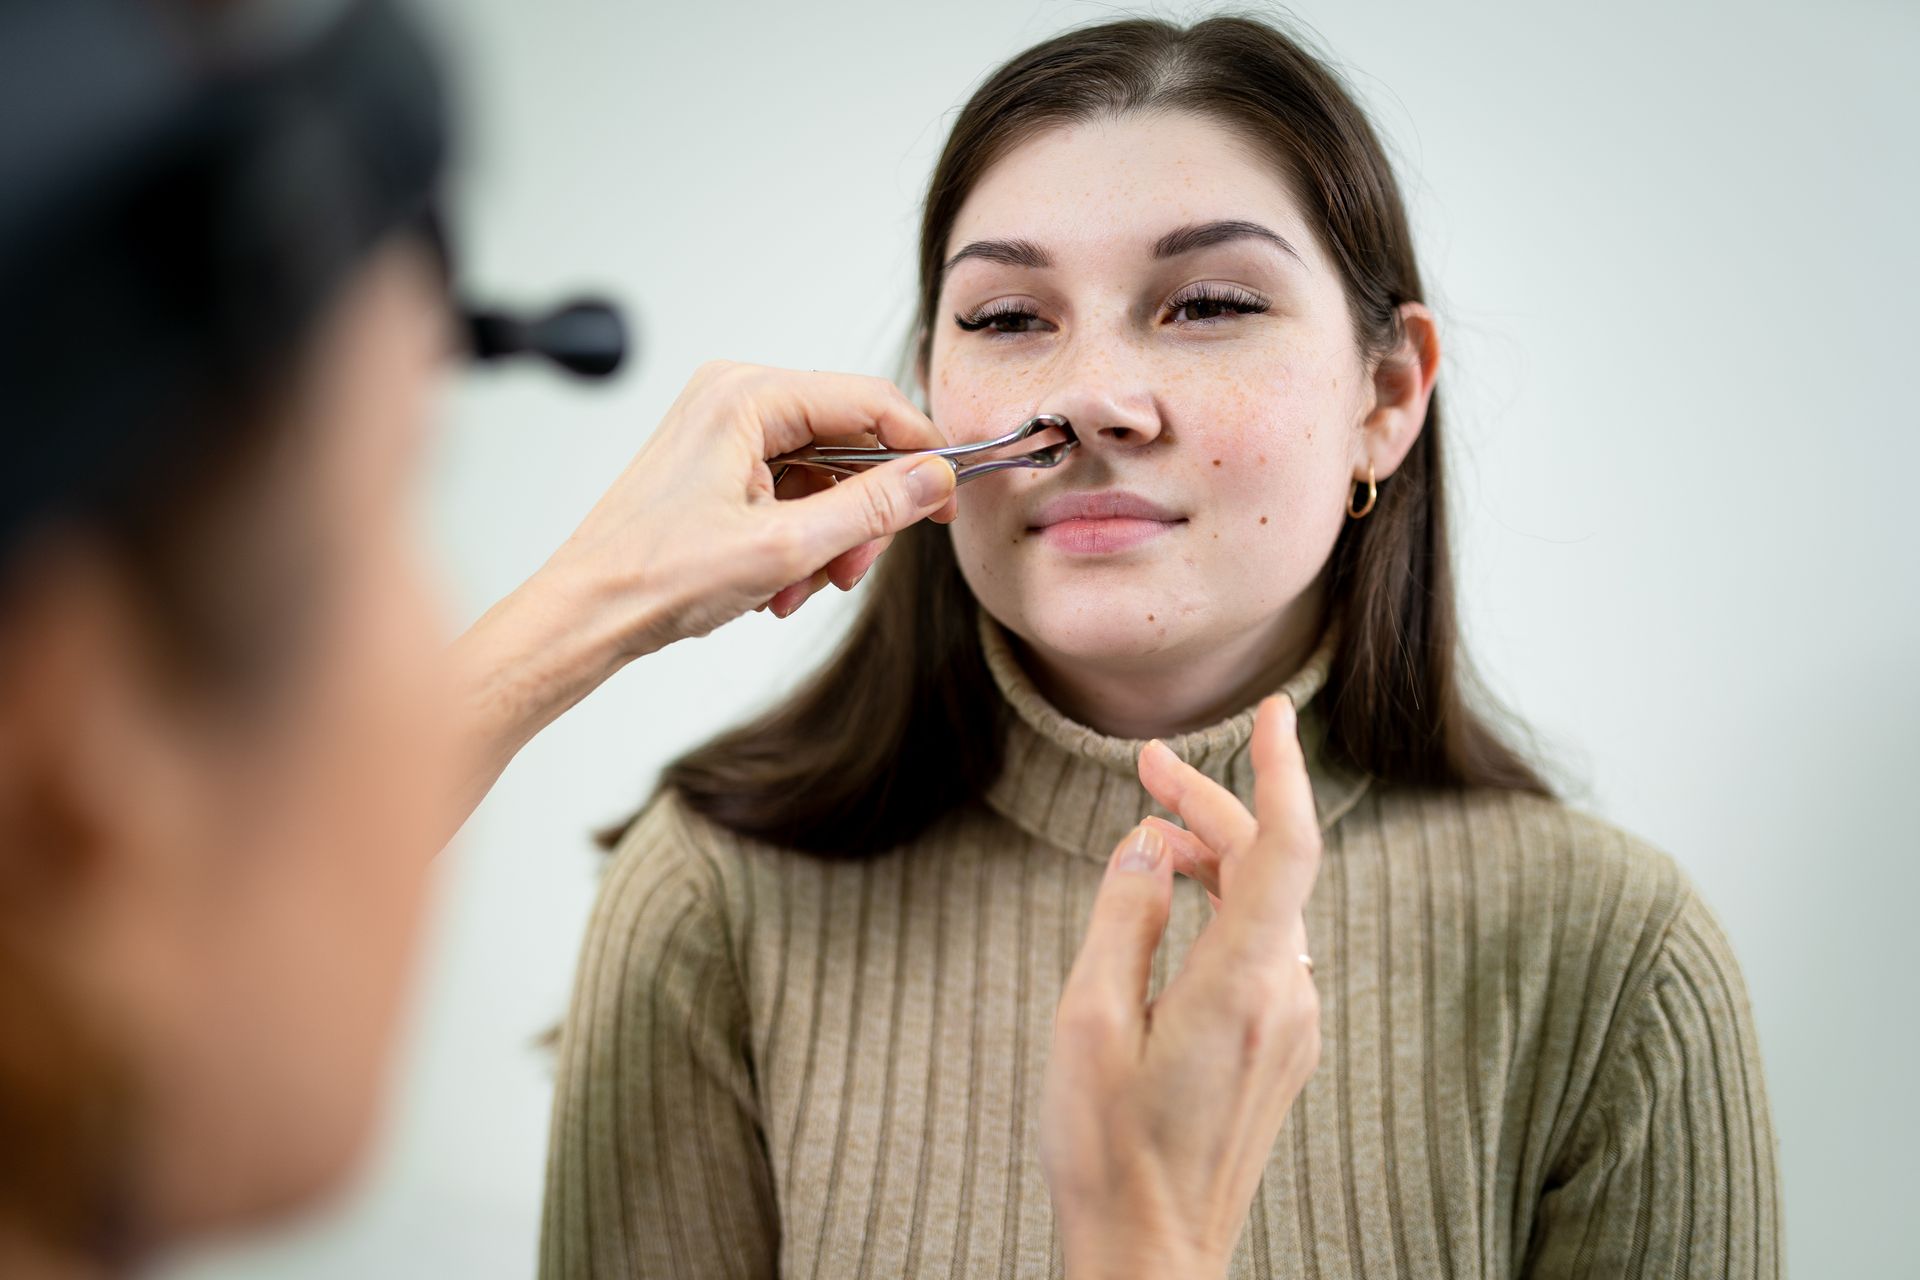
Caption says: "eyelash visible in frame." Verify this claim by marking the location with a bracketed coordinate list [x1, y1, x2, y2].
[954, 299, 1043, 334]
[953, 284, 1272, 335]
[1165, 283, 1271, 324]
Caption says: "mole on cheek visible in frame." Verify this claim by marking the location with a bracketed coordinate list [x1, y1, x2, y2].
[1211, 458, 1222, 467]
[1259, 515, 1269, 525]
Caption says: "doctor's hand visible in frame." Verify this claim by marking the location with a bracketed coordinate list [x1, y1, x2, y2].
[1041, 695, 1324, 1280]
[550, 360, 957, 644]
[444, 361, 956, 825]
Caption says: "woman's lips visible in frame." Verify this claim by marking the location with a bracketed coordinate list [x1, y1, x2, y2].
[1028, 490, 1186, 554]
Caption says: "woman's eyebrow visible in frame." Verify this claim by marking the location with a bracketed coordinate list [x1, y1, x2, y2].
[1153, 219, 1304, 264]
[941, 238, 1052, 278]
[940, 220, 1301, 279]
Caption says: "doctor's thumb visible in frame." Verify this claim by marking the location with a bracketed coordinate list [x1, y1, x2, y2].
[774, 454, 957, 572]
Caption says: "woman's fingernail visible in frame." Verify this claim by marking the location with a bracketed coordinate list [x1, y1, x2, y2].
[1117, 823, 1165, 873]
[1277, 695, 1296, 731]
[906, 456, 958, 507]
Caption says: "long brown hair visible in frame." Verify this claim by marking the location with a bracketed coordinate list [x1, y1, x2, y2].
[656, 14, 1550, 858]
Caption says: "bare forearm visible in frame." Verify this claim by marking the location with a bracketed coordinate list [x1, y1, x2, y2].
[442, 557, 646, 836]
[435, 363, 957, 843]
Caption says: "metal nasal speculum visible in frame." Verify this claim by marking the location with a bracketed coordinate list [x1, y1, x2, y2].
[770, 413, 1076, 487]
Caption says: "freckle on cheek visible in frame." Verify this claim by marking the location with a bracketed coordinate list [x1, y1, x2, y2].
[1259, 515, 1268, 525]
[1211, 458, 1222, 467]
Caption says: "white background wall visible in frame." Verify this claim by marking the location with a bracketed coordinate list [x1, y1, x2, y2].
[164, 1, 1917, 1275]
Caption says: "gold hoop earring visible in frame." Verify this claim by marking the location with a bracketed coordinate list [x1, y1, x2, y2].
[1347, 463, 1377, 518]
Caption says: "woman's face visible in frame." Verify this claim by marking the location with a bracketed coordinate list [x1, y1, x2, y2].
[926, 112, 1384, 730]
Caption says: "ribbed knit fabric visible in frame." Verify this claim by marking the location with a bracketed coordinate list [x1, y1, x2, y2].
[539, 616, 1782, 1279]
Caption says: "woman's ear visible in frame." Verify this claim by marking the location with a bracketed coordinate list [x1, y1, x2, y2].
[0, 547, 194, 908]
[0, 567, 108, 910]
[1357, 301, 1440, 481]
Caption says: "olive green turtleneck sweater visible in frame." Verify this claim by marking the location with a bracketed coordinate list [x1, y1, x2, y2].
[540, 618, 1782, 1278]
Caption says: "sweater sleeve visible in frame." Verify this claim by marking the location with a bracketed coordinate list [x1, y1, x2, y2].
[538, 793, 778, 1280]
[1523, 884, 1784, 1278]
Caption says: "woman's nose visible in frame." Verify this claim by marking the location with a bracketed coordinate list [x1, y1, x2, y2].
[1039, 356, 1163, 453]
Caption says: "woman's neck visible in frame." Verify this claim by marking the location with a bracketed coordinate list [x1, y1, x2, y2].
[1015, 586, 1328, 740]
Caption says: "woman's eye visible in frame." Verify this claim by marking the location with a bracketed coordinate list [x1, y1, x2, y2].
[1167, 286, 1270, 325]
[955, 306, 1048, 335]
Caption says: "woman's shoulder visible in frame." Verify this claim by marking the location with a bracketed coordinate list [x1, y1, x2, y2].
[1473, 785, 1689, 891]
[606, 784, 726, 861]
[569, 789, 784, 1013]
[590, 787, 756, 932]
[1378, 778, 1688, 875]
[1371, 784, 1763, 1091]
[598, 784, 849, 929]
[1371, 782, 1710, 980]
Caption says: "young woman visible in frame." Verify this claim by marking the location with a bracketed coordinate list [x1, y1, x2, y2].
[542, 15, 1782, 1279]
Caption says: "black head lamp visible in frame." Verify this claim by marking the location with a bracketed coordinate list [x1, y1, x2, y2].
[0, 0, 630, 555]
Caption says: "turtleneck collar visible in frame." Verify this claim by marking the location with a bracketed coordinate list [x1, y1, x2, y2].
[978, 611, 1372, 864]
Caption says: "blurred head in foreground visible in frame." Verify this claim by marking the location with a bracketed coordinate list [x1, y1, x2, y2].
[0, 0, 458, 1266]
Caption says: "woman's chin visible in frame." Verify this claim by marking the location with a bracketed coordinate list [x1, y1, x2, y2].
[1008, 606, 1200, 670]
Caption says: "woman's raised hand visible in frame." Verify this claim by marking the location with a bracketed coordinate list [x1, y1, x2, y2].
[1041, 695, 1324, 1280]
